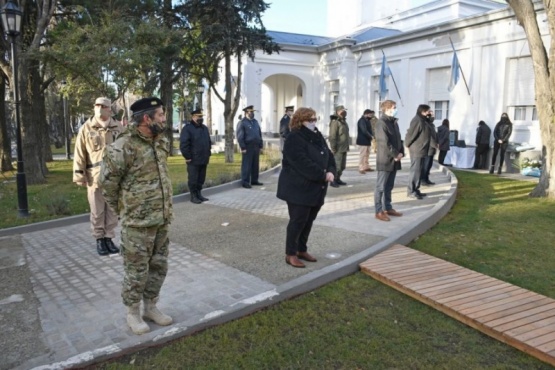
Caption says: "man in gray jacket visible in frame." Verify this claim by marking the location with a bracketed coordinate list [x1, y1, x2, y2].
[405, 104, 433, 199]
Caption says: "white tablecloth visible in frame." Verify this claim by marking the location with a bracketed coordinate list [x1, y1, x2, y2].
[444, 146, 476, 168]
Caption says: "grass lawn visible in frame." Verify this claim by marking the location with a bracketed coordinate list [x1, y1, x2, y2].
[89, 170, 555, 369]
[0, 150, 278, 229]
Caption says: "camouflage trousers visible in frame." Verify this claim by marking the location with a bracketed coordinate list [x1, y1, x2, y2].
[121, 224, 170, 306]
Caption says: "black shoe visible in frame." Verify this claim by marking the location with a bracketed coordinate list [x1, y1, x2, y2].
[330, 181, 339, 188]
[197, 191, 209, 202]
[190, 192, 202, 204]
[489, 166, 494, 174]
[104, 238, 120, 254]
[408, 193, 423, 200]
[416, 192, 427, 197]
[497, 167, 502, 175]
[96, 238, 109, 256]
[242, 183, 252, 189]
[251, 181, 264, 186]
[336, 179, 347, 186]
[422, 180, 435, 186]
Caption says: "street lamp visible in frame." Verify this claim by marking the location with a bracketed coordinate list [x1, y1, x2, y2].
[196, 83, 205, 111]
[61, 80, 71, 160]
[1, 0, 28, 218]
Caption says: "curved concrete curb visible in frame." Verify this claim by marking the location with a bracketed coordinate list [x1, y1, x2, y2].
[35, 166, 459, 369]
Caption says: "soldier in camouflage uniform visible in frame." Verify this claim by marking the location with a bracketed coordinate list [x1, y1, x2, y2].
[100, 97, 173, 335]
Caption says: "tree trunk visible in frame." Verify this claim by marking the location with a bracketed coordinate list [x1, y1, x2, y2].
[20, 56, 47, 184]
[161, 0, 175, 155]
[507, 0, 555, 198]
[0, 78, 14, 172]
[30, 63, 53, 164]
[223, 50, 242, 163]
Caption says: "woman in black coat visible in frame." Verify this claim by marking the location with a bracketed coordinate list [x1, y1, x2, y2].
[277, 107, 336, 268]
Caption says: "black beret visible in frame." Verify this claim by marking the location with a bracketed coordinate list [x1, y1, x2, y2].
[285, 106, 294, 111]
[130, 97, 164, 114]
[242, 105, 255, 112]
[191, 109, 204, 116]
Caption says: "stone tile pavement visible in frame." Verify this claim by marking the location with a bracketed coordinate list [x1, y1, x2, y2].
[1, 152, 464, 369]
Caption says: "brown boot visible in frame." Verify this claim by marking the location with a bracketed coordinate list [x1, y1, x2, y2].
[386, 209, 403, 217]
[285, 255, 305, 268]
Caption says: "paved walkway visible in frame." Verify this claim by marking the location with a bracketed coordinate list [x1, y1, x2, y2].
[2, 151, 533, 370]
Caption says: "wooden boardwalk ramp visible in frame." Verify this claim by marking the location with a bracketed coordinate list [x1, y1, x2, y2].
[360, 244, 555, 367]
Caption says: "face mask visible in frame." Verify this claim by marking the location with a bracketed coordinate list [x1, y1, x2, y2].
[426, 114, 432, 118]
[340, 111, 347, 118]
[248, 113, 254, 119]
[391, 109, 398, 117]
[94, 106, 110, 121]
[197, 118, 204, 125]
[306, 122, 316, 131]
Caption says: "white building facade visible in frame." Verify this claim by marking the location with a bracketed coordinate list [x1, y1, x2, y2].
[208, 0, 544, 152]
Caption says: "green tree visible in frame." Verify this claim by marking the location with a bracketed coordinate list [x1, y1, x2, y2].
[180, 0, 280, 163]
[506, 0, 555, 198]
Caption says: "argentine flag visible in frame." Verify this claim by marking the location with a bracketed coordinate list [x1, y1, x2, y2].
[448, 51, 460, 92]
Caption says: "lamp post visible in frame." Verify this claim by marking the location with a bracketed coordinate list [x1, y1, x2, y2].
[196, 83, 205, 111]
[61, 80, 71, 160]
[1, 0, 28, 218]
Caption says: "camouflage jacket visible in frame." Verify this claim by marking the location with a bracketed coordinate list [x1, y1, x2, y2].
[73, 116, 124, 188]
[99, 126, 173, 227]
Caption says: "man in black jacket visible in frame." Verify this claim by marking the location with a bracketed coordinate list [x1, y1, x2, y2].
[356, 109, 374, 174]
[405, 104, 433, 199]
[374, 100, 404, 222]
[474, 120, 491, 169]
[279, 105, 294, 151]
[180, 109, 212, 204]
[489, 113, 512, 174]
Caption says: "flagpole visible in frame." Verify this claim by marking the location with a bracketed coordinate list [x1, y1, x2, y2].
[381, 50, 404, 106]
[448, 37, 471, 98]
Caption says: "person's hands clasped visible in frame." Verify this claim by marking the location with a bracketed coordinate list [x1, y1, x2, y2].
[325, 172, 335, 183]
[394, 153, 404, 162]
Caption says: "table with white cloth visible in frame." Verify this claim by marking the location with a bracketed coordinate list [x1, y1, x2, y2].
[444, 146, 476, 168]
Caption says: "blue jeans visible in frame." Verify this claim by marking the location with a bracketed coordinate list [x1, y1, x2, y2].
[374, 170, 397, 213]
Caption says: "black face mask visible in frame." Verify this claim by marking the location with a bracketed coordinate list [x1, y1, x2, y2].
[197, 118, 204, 125]
[340, 111, 347, 118]
[148, 122, 165, 136]
[247, 113, 254, 119]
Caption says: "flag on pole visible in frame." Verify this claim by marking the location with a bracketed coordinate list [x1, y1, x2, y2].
[448, 50, 460, 92]
[379, 54, 391, 100]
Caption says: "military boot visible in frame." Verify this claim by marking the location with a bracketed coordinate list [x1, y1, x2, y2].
[104, 238, 120, 254]
[127, 302, 150, 335]
[197, 189, 209, 202]
[96, 238, 109, 256]
[143, 298, 173, 326]
[190, 191, 202, 204]
[497, 167, 502, 175]
[489, 165, 495, 174]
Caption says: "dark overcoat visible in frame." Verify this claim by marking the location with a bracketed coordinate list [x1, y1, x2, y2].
[356, 116, 373, 146]
[405, 114, 431, 158]
[375, 115, 404, 172]
[179, 121, 212, 165]
[277, 126, 336, 207]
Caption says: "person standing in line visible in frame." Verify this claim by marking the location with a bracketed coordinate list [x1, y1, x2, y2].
[356, 109, 374, 174]
[277, 107, 336, 268]
[100, 97, 173, 335]
[328, 105, 350, 187]
[405, 104, 433, 199]
[474, 120, 492, 170]
[374, 100, 404, 222]
[437, 119, 450, 165]
[421, 116, 438, 186]
[237, 105, 264, 188]
[489, 113, 513, 174]
[73, 97, 124, 256]
[279, 105, 294, 151]
[180, 109, 212, 204]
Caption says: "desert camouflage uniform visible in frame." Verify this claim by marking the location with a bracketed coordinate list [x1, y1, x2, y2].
[100, 125, 173, 306]
[73, 116, 124, 239]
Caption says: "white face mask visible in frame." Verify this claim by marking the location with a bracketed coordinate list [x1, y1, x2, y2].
[306, 122, 316, 131]
[389, 108, 398, 117]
